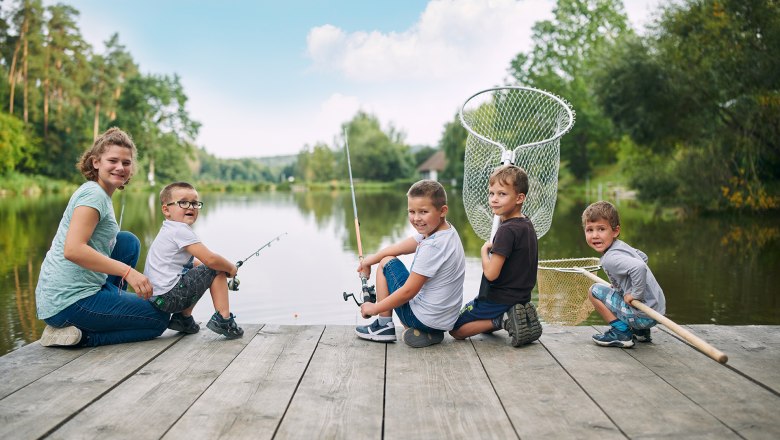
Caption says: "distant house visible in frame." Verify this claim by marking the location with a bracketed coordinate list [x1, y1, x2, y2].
[417, 150, 446, 181]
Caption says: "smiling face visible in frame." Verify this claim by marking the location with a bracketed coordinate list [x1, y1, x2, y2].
[162, 187, 201, 225]
[488, 180, 525, 220]
[407, 196, 447, 237]
[584, 218, 620, 254]
[91, 144, 133, 195]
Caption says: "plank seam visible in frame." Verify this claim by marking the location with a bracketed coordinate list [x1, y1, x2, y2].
[39, 333, 185, 438]
[541, 331, 630, 439]
[659, 326, 780, 398]
[270, 324, 327, 439]
[0, 347, 92, 401]
[623, 348, 746, 439]
[468, 338, 521, 439]
[157, 324, 266, 439]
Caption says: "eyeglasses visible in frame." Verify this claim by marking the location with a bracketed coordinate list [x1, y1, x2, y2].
[166, 200, 204, 209]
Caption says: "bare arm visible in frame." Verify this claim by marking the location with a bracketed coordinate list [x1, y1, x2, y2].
[357, 236, 419, 277]
[361, 271, 428, 317]
[480, 241, 506, 281]
[186, 242, 237, 277]
[63, 206, 153, 298]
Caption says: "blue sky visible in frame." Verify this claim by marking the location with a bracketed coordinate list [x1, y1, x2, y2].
[57, 0, 664, 158]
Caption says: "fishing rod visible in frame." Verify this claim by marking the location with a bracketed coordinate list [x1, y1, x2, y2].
[342, 127, 376, 306]
[228, 232, 287, 291]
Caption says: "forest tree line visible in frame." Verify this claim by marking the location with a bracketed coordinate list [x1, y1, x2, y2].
[1, 0, 778, 212]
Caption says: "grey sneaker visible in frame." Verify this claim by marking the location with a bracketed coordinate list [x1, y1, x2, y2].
[40, 325, 82, 347]
[402, 328, 444, 348]
[633, 328, 652, 343]
[355, 319, 396, 342]
[504, 302, 543, 347]
[592, 327, 635, 348]
[168, 312, 200, 334]
[206, 312, 244, 339]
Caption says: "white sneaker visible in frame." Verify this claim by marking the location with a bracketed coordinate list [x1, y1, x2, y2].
[355, 319, 397, 342]
[40, 325, 82, 347]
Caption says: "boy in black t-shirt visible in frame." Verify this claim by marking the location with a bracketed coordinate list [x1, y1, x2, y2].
[449, 165, 542, 346]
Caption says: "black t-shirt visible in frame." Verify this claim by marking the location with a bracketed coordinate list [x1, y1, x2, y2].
[478, 216, 538, 305]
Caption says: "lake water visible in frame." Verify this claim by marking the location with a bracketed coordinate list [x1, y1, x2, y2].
[1, 189, 778, 355]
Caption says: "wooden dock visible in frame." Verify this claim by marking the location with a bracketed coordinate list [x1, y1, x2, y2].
[0, 324, 778, 439]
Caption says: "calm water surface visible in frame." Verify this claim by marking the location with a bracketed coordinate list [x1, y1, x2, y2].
[1, 189, 778, 355]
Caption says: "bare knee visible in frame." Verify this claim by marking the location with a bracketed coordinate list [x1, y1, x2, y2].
[449, 329, 467, 340]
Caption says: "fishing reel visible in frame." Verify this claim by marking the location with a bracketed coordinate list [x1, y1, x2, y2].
[228, 261, 243, 291]
[343, 279, 377, 306]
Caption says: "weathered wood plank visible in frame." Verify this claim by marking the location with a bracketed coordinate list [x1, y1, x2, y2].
[0, 332, 182, 440]
[163, 325, 324, 440]
[682, 325, 780, 394]
[628, 328, 780, 439]
[273, 325, 386, 439]
[471, 327, 623, 439]
[384, 334, 517, 439]
[0, 341, 89, 400]
[47, 325, 262, 440]
[542, 326, 738, 438]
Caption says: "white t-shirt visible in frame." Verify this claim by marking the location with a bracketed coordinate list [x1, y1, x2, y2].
[408, 224, 466, 331]
[144, 220, 201, 294]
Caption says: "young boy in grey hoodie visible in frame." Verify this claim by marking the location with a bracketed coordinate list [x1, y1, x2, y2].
[582, 201, 666, 348]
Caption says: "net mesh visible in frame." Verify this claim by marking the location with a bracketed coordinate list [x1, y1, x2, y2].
[537, 258, 600, 325]
[460, 87, 574, 240]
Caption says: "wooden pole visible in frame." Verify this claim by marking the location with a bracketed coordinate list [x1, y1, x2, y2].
[576, 268, 728, 364]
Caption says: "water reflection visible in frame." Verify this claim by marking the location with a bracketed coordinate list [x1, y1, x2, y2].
[1, 189, 778, 356]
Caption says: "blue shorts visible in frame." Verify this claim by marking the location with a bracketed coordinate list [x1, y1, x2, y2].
[452, 296, 512, 330]
[591, 284, 656, 329]
[383, 258, 443, 334]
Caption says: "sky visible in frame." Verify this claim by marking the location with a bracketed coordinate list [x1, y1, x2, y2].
[55, 0, 666, 158]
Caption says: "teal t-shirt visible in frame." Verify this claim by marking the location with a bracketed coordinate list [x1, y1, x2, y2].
[35, 181, 119, 319]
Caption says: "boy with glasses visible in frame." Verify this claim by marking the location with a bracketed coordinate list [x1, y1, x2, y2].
[144, 182, 243, 338]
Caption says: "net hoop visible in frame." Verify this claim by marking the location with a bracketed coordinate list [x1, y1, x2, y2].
[459, 86, 575, 240]
[459, 86, 575, 153]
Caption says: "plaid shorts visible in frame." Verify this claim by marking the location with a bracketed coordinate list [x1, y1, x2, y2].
[150, 264, 219, 313]
[591, 284, 656, 330]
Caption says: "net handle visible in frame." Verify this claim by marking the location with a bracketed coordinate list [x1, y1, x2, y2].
[540, 265, 602, 273]
[458, 86, 575, 152]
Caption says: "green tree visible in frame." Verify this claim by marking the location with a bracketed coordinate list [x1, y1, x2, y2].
[112, 74, 201, 185]
[594, 0, 780, 211]
[509, 0, 631, 178]
[0, 112, 38, 173]
[439, 113, 467, 181]
[341, 111, 413, 181]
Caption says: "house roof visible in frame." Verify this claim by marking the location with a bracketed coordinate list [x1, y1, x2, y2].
[417, 150, 447, 172]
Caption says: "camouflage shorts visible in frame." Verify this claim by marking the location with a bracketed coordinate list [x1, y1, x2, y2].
[591, 283, 656, 330]
[150, 265, 219, 313]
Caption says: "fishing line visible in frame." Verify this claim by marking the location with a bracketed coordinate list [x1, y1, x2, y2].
[228, 232, 287, 291]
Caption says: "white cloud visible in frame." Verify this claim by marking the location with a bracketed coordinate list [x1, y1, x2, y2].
[307, 0, 553, 83]
[302, 0, 558, 150]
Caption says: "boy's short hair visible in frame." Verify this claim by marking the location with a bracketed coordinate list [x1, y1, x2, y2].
[77, 127, 137, 188]
[582, 201, 620, 230]
[160, 182, 197, 205]
[489, 165, 529, 196]
[407, 179, 447, 209]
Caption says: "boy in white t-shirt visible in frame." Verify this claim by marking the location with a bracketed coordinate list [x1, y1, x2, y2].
[355, 180, 466, 348]
[144, 182, 243, 338]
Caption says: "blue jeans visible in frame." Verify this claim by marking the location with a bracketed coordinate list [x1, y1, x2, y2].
[383, 258, 443, 335]
[452, 296, 512, 331]
[44, 231, 170, 347]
